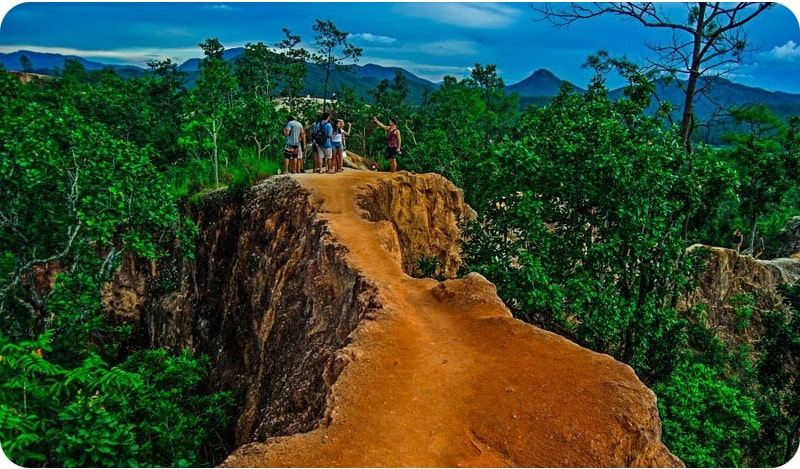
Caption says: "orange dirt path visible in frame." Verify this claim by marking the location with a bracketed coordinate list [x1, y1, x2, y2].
[222, 169, 666, 468]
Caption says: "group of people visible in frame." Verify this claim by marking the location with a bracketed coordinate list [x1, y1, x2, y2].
[282, 112, 401, 174]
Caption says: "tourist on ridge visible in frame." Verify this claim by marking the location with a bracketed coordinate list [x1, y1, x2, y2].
[295, 120, 306, 174]
[311, 114, 324, 173]
[733, 229, 744, 254]
[314, 112, 335, 174]
[372, 116, 401, 173]
[332, 119, 351, 173]
[282, 115, 303, 174]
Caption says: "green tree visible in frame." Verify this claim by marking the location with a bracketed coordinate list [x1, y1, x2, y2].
[143, 58, 188, 165]
[465, 63, 519, 149]
[182, 38, 237, 186]
[0, 72, 230, 467]
[722, 104, 800, 253]
[275, 28, 309, 113]
[411, 75, 488, 198]
[72, 67, 147, 145]
[59, 58, 88, 85]
[534, 2, 774, 153]
[464, 74, 731, 381]
[18, 54, 32, 73]
[369, 71, 410, 116]
[235, 41, 280, 101]
[407, 64, 520, 207]
[234, 42, 284, 160]
[654, 361, 760, 467]
[753, 284, 800, 465]
[0, 336, 232, 467]
[0, 74, 194, 353]
[310, 19, 362, 111]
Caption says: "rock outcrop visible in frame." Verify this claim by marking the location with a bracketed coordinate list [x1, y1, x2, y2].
[108, 170, 682, 467]
[678, 245, 800, 346]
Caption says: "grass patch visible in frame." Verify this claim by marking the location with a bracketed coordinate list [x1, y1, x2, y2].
[166, 151, 281, 199]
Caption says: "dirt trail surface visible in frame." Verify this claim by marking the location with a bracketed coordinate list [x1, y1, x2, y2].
[221, 170, 680, 467]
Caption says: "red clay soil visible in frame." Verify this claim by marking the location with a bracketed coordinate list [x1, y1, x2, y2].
[221, 169, 679, 468]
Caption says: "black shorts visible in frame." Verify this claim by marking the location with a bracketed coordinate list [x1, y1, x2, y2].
[284, 144, 299, 159]
[386, 146, 399, 159]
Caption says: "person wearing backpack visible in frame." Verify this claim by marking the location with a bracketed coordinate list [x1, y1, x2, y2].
[372, 116, 401, 173]
[313, 113, 334, 173]
[310, 115, 324, 173]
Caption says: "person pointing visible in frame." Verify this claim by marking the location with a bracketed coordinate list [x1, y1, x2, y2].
[372, 116, 401, 173]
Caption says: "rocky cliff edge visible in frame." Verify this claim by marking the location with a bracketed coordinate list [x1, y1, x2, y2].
[106, 170, 682, 467]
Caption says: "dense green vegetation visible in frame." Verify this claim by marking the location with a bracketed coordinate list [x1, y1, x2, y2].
[0, 63, 233, 466]
[2, 15, 800, 467]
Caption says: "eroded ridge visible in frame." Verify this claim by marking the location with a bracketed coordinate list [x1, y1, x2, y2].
[217, 171, 682, 468]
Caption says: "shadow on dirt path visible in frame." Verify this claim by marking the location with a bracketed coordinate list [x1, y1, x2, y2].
[220, 169, 681, 468]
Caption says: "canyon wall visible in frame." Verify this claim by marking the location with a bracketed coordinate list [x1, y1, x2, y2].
[106, 171, 682, 467]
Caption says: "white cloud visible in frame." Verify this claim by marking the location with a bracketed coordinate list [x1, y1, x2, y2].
[417, 40, 479, 57]
[364, 39, 479, 60]
[198, 4, 238, 12]
[768, 40, 800, 61]
[724, 71, 756, 82]
[352, 33, 396, 45]
[123, 23, 195, 40]
[404, 3, 520, 29]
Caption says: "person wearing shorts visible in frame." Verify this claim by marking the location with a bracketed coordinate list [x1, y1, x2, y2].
[332, 119, 351, 173]
[372, 116, 401, 173]
[316, 112, 335, 173]
[282, 115, 304, 174]
[294, 138, 304, 174]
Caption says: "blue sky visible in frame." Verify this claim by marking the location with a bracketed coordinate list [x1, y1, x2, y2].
[1, 2, 799, 92]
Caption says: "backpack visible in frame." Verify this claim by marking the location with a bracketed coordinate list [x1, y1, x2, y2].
[312, 122, 327, 146]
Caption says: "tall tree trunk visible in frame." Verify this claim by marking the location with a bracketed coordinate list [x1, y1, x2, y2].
[323, 62, 331, 112]
[679, 2, 707, 155]
[212, 119, 219, 187]
[749, 213, 760, 254]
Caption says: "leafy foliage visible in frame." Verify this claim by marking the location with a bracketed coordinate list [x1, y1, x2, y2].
[456, 69, 798, 466]
[0, 335, 233, 467]
[465, 75, 722, 380]
[0, 65, 229, 467]
[654, 361, 760, 467]
[310, 19, 362, 111]
[752, 284, 800, 465]
[2, 13, 799, 466]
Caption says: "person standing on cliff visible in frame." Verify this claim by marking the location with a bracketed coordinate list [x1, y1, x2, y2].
[294, 118, 307, 174]
[733, 229, 744, 254]
[315, 112, 335, 173]
[282, 115, 304, 174]
[372, 116, 401, 173]
[310, 115, 323, 173]
[332, 119, 351, 173]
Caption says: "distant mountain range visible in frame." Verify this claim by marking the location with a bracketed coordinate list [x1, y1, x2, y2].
[3, 48, 800, 141]
[2, 49, 144, 76]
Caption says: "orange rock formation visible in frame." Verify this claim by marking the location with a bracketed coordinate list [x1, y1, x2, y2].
[216, 171, 681, 467]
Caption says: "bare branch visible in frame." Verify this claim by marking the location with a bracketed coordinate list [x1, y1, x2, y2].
[534, 1, 774, 152]
[0, 221, 82, 300]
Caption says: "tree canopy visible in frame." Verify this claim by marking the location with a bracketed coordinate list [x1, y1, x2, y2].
[2, 14, 799, 467]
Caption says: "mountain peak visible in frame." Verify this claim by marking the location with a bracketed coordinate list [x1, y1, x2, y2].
[530, 68, 559, 79]
[505, 68, 581, 97]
